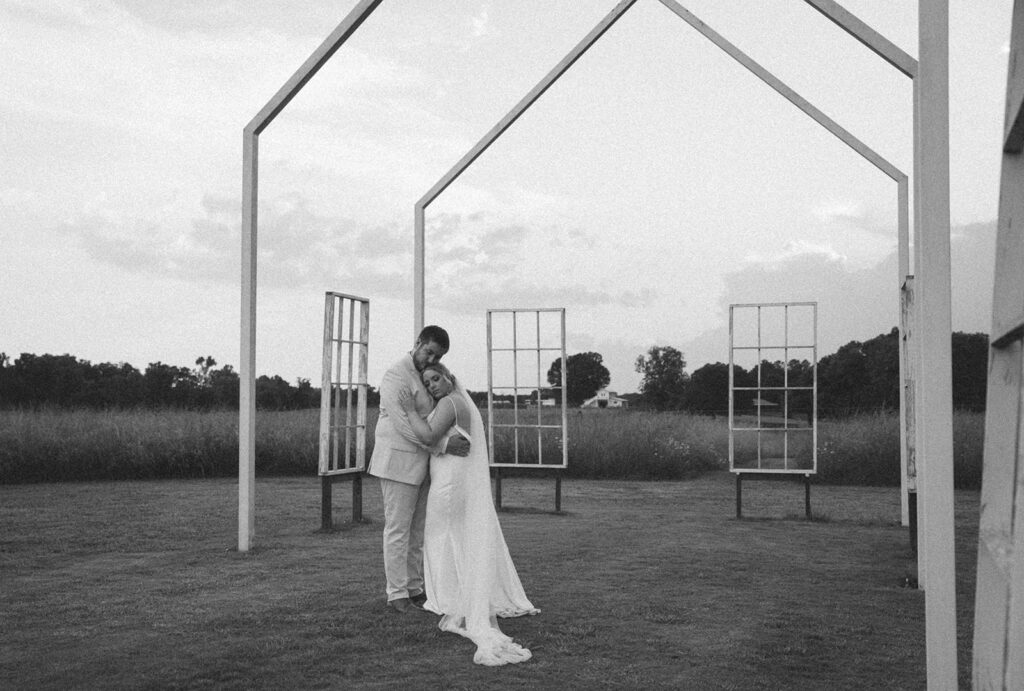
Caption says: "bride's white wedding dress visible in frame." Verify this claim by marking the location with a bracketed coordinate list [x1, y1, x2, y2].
[423, 382, 539, 666]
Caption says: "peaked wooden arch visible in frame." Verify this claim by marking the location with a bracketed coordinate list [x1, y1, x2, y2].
[413, 0, 916, 536]
[240, 1, 955, 685]
[973, 2, 1024, 686]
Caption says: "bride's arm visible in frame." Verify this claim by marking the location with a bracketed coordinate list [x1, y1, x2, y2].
[396, 390, 456, 446]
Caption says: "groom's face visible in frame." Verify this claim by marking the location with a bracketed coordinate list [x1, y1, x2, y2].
[412, 339, 447, 372]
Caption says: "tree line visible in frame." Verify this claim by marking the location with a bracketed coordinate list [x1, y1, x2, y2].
[0, 328, 988, 415]
[0, 354, 340, 410]
[549, 328, 988, 416]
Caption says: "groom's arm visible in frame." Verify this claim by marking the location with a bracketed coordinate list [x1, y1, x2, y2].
[379, 368, 431, 452]
[380, 368, 466, 456]
[379, 367, 469, 457]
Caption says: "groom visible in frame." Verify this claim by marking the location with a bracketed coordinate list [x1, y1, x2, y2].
[369, 325, 470, 613]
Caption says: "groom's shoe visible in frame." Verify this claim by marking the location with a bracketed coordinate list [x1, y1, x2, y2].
[409, 592, 428, 609]
[387, 598, 412, 614]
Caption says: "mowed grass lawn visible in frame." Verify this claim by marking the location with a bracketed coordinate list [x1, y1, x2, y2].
[1, 473, 977, 690]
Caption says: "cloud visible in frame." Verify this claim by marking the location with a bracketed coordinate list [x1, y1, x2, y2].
[66, 191, 416, 295]
[417, 210, 655, 315]
[438, 4, 493, 53]
[675, 252, 893, 374]
[2, 0, 122, 30]
[66, 194, 626, 311]
[679, 221, 998, 371]
[811, 200, 869, 225]
[949, 220, 996, 333]
[808, 199, 896, 244]
[425, 212, 528, 274]
[67, 201, 237, 284]
[1, 0, 425, 149]
[470, 6, 491, 39]
[741, 240, 846, 267]
[107, 1, 334, 37]
[6, 0, 354, 40]
[432, 275, 655, 316]
[2, 2, 284, 141]
[0, 187, 38, 208]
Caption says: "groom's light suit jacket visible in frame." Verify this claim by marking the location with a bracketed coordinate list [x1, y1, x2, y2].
[368, 353, 436, 485]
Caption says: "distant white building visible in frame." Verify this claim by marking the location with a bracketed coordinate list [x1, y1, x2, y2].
[581, 389, 630, 409]
[525, 389, 558, 406]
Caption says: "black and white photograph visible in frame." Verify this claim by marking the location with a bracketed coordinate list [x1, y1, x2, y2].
[1, 1, 1019, 688]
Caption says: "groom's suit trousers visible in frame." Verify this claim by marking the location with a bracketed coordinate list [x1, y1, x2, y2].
[379, 476, 430, 601]
[370, 353, 445, 602]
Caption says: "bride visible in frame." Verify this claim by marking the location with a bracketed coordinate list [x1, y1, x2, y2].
[397, 362, 539, 666]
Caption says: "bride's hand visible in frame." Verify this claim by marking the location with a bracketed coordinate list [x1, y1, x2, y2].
[397, 388, 417, 412]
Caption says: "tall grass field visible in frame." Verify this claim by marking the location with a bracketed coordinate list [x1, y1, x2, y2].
[0, 407, 985, 487]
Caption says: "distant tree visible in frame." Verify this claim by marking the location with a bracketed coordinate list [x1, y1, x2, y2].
[785, 359, 815, 420]
[951, 331, 988, 411]
[817, 328, 903, 417]
[0, 328, 988, 413]
[0, 352, 12, 405]
[754, 359, 786, 387]
[144, 361, 198, 407]
[786, 358, 814, 387]
[635, 345, 689, 410]
[0, 351, 328, 410]
[860, 329, 900, 410]
[815, 327, 987, 416]
[684, 362, 750, 415]
[817, 339, 872, 416]
[9, 353, 89, 406]
[294, 377, 318, 408]
[88, 362, 145, 408]
[193, 356, 217, 387]
[256, 375, 294, 410]
[547, 352, 611, 407]
[207, 364, 239, 408]
[746, 358, 816, 416]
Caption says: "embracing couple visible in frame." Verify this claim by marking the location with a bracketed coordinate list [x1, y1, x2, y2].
[368, 325, 538, 666]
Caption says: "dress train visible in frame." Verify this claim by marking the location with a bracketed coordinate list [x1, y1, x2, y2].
[423, 383, 539, 665]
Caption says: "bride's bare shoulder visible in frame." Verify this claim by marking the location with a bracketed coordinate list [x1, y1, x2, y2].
[446, 393, 471, 424]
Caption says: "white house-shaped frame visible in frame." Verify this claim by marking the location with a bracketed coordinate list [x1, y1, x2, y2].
[239, 1, 957, 685]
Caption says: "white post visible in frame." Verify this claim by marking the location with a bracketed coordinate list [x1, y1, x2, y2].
[897, 176, 911, 527]
[899, 276, 917, 528]
[917, 73, 933, 593]
[318, 294, 335, 476]
[414, 204, 425, 337]
[239, 130, 258, 553]
[237, 0, 383, 551]
[972, 3, 1024, 686]
[915, 2, 958, 687]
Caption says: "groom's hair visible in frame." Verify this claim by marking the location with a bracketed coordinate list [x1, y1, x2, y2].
[418, 325, 450, 350]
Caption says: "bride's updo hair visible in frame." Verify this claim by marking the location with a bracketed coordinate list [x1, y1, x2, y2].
[422, 362, 456, 389]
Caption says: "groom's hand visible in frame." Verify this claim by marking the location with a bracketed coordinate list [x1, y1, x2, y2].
[446, 435, 470, 457]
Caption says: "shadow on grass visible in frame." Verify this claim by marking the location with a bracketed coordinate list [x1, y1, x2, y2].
[497, 505, 571, 516]
[316, 517, 375, 534]
[734, 512, 903, 528]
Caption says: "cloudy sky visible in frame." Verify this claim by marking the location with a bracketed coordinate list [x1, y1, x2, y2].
[1, 0, 1011, 392]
